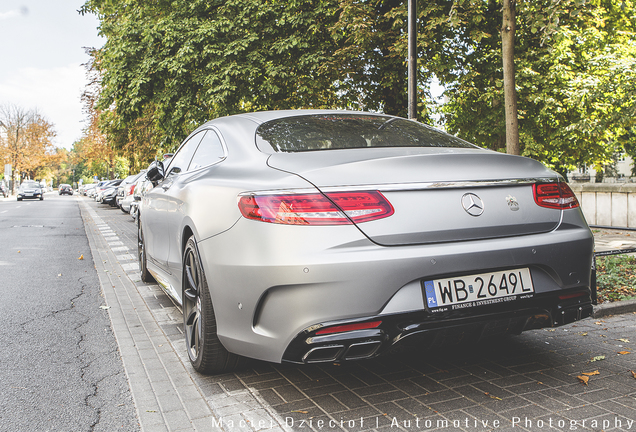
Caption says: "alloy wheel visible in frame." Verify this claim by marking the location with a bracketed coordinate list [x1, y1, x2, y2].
[183, 247, 202, 362]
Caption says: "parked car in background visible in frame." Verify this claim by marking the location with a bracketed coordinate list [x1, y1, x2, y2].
[82, 183, 98, 196]
[117, 170, 147, 213]
[94, 180, 122, 202]
[0, 181, 8, 198]
[129, 173, 153, 221]
[59, 184, 73, 195]
[138, 110, 595, 374]
[98, 181, 122, 205]
[17, 181, 44, 201]
[101, 188, 118, 206]
[87, 181, 107, 198]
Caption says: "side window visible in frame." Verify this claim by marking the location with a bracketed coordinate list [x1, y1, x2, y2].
[165, 131, 206, 176]
[188, 130, 225, 171]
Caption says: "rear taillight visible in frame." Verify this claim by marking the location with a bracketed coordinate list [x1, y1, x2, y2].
[127, 184, 135, 196]
[533, 182, 579, 209]
[238, 191, 394, 225]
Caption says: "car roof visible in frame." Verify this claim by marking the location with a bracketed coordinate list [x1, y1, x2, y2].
[210, 109, 391, 126]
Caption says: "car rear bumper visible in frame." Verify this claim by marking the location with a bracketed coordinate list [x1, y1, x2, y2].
[281, 289, 593, 364]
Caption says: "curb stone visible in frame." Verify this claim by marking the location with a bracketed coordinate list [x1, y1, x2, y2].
[593, 298, 636, 318]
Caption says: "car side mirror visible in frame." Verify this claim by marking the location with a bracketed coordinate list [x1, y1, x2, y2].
[147, 161, 165, 185]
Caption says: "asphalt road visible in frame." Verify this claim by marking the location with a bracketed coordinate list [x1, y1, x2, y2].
[0, 192, 139, 431]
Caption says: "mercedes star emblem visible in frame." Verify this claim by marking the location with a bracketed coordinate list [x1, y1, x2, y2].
[461, 193, 484, 216]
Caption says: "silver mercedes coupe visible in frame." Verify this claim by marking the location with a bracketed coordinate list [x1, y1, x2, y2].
[138, 110, 595, 374]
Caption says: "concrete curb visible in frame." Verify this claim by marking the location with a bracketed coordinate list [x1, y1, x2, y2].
[593, 298, 636, 318]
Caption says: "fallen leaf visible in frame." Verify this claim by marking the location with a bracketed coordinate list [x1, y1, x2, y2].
[618, 351, 631, 355]
[78, 255, 84, 260]
[57, 273, 62, 277]
[547, 329, 556, 332]
[484, 392, 502, 400]
[580, 332, 588, 336]
[582, 371, 600, 376]
[630, 370, 636, 379]
[291, 410, 308, 414]
[594, 321, 605, 325]
[617, 338, 630, 343]
[577, 375, 589, 385]
[17, 251, 20, 253]
[590, 356, 605, 362]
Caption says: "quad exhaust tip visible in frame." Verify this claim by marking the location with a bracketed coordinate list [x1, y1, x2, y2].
[302, 340, 382, 364]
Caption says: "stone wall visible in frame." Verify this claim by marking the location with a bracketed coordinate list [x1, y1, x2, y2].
[569, 183, 636, 228]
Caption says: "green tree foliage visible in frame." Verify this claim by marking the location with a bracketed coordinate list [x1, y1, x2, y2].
[438, 0, 636, 176]
[330, 0, 455, 121]
[81, 0, 635, 176]
[81, 0, 346, 150]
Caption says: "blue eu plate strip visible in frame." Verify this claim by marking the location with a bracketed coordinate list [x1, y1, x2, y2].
[424, 280, 437, 308]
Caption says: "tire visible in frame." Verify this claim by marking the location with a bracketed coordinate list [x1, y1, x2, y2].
[17, 197, 22, 201]
[137, 220, 154, 283]
[182, 236, 247, 374]
[40, 196, 43, 200]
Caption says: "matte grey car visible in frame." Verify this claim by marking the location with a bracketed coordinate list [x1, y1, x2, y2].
[138, 110, 594, 374]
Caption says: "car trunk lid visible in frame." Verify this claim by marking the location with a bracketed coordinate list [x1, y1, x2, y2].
[267, 148, 562, 246]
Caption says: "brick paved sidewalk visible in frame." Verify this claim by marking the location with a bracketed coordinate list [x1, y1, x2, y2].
[79, 197, 636, 432]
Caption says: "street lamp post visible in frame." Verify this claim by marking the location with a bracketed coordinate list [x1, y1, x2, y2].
[408, 0, 417, 120]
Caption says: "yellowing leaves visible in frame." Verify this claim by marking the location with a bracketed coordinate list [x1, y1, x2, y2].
[577, 375, 590, 385]
[577, 370, 599, 386]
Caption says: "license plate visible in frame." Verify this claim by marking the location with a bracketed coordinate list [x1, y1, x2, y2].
[25, 193, 33, 196]
[423, 268, 534, 311]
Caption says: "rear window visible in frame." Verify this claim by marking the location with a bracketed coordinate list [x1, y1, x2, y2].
[256, 114, 476, 153]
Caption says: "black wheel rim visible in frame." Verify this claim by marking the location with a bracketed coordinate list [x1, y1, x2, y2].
[183, 248, 202, 362]
[137, 224, 144, 264]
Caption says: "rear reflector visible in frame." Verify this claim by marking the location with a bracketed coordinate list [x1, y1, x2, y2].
[533, 182, 579, 210]
[238, 191, 394, 225]
[315, 321, 383, 335]
[558, 291, 588, 300]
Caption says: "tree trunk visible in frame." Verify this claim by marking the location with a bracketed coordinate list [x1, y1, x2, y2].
[501, 0, 520, 155]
